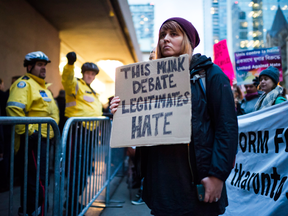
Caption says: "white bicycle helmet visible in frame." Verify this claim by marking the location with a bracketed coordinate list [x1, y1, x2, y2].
[23, 51, 51, 67]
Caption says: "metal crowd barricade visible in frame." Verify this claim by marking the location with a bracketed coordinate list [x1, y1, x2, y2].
[60, 117, 123, 216]
[0, 117, 61, 216]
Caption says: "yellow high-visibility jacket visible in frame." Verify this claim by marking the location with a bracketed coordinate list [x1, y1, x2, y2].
[6, 73, 59, 142]
[61, 64, 103, 120]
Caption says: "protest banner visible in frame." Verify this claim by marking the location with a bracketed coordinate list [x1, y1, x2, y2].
[110, 54, 191, 148]
[234, 47, 282, 85]
[213, 39, 235, 86]
[224, 101, 288, 216]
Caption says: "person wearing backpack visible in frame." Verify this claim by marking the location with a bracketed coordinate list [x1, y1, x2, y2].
[110, 17, 238, 216]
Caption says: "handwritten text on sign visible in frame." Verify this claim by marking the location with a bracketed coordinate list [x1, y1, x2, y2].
[110, 54, 192, 148]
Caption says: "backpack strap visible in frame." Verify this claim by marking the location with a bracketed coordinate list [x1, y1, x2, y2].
[190, 69, 206, 95]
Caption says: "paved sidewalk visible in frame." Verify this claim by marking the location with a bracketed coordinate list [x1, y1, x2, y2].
[0, 159, 150, 216]
[100, 177, 151, 216]
[0, 175, 151, 216]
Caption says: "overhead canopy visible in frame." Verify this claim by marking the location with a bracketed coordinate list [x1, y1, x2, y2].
[26, 0, 142, 82]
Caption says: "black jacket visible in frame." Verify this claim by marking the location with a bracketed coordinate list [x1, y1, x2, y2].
[189, 54, 238, 183]
[141, 54, 238, 216]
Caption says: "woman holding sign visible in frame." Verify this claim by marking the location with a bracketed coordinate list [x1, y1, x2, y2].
[110, 17, 238, 216]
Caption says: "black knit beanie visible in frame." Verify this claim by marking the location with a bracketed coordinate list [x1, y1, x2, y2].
[259, 66, 280, 85]
[160, 17, 200, 49]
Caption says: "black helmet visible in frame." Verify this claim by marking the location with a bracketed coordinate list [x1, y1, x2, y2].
[23, 51, 51, 67]
[81, 62, 99, 75]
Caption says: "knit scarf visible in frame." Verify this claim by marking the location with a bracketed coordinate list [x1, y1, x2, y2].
[245, 92, 259, 101]
[254, 86, 283, 111]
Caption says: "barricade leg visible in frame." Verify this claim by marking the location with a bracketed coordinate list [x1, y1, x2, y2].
[59, 117, 126, 215]
[92, 120, 124, 208]
[18, 136, 50, 215]
[8, 126, 15, 216]
[0, 117, 61, 216]
[65, 123, 89, 216]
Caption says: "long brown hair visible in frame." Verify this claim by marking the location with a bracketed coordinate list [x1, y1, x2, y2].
[155, 20, 193, 60]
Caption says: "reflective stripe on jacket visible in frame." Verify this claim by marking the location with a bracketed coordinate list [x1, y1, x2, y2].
[6, 73, 59, 139]
[61, 64, 103, 119]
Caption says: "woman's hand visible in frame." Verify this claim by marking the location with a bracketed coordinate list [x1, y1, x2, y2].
[110, 96, 120, 114]
[201, 176, 223, 203]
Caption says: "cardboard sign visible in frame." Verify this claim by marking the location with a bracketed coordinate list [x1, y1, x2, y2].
[110, 54, 192, 148]
[224, 102, 288, 216]
[234, 47, 282, 85]
[213, 39, 235, 86]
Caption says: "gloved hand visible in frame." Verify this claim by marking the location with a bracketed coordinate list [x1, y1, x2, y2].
[66, 52, 77, 65]
[29, 130, 40, 142]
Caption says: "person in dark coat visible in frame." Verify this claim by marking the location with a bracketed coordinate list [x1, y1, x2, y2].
[238, 77, 262, 115]
[0, 98, 4, 163]
[102, 96, 114, 119]
[0, 78, 10, 192]
[234, 85, 243, 114]
[110, 17, 238, 216]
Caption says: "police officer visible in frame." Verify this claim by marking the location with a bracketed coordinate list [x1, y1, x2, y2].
[61, 52, 102, 215]
[62, 52, 102, 118]
[6, 51, 59, 216]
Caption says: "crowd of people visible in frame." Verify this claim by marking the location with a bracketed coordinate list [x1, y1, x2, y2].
[0, 15, 287, 216]
[234, 66, 287, 116]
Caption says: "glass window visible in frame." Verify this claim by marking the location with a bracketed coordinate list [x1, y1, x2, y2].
[240, 21, 248, 29]
[239, 32, 248, 39]
[239, 11, 246, 19]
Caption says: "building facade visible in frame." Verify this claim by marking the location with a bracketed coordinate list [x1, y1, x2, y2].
[0, 0, 141, 102]
[203, 0, 213, 59]
[266, 6, 288, 83]
[203, 0, 228, 59]
[130, 3, 155, 60]
[204, 0, 288, 61]
[231, 0, 288, 54]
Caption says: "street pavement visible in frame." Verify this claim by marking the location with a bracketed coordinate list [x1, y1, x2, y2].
[0, 176, 151, 216]
[99, 176, 151, 216]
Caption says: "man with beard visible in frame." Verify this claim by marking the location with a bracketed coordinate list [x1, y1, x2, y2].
[6, 51, 59, 216]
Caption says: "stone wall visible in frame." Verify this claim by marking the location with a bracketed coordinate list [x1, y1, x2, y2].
[0, 0, 61, 96]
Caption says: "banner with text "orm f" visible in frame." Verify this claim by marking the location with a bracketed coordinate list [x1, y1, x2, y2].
[110, 54, 191, 148]
[224, 101, 288, 216]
